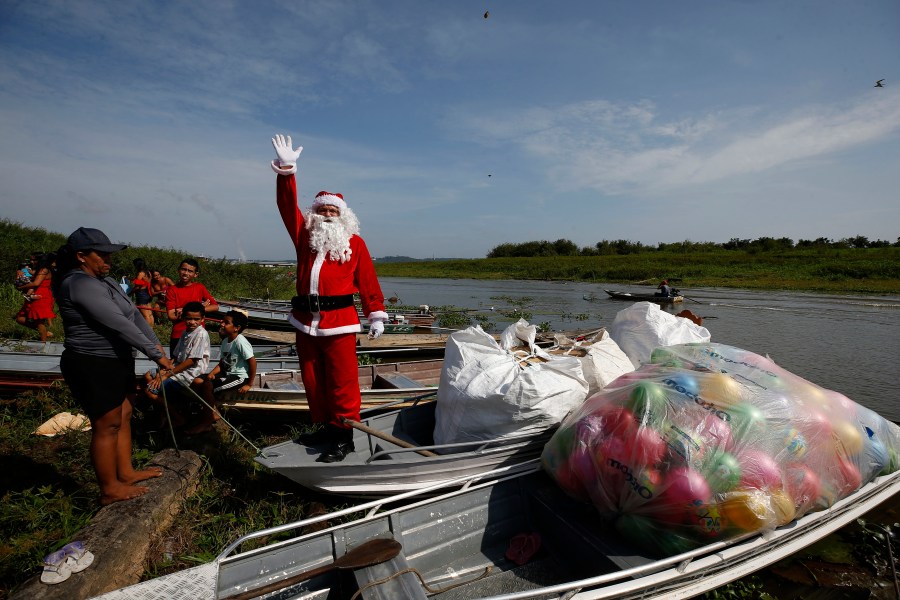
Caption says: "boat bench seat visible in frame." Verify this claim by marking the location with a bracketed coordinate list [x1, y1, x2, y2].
[352, 544, 428, 600]
[373, 373, 425, 389]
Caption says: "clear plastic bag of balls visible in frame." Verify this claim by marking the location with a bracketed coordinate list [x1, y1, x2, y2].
[540, 342, 900, 557]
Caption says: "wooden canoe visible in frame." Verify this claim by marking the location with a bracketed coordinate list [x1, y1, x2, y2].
[604, 289, 684, 303]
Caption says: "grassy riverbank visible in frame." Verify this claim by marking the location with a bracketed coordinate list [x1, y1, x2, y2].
[375, 248, 900, 294]
[2, 221, 899, 597]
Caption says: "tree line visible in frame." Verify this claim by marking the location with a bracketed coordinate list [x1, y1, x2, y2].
[487, 236, 900, 258]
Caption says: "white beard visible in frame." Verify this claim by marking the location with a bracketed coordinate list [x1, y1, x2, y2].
[306, 207, 360, 263]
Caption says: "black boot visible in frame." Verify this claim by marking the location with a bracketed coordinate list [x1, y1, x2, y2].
[294, 423, 337, 446]
[317, 426, 355, 463]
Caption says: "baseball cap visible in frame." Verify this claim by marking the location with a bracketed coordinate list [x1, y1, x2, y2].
[67, 227, 128, 253]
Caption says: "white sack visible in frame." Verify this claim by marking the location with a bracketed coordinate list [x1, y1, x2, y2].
[547, 330, 635, 396]
[434, 320, 589, 451]
[608, 302, 711, 368]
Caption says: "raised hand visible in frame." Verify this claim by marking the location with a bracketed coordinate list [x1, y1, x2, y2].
[271, 134, 303, 167]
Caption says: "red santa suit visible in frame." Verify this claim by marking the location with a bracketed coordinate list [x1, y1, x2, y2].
[276, 173, 388, 426]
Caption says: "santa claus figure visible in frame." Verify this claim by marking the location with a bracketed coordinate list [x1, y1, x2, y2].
[271, 134, 389, 463]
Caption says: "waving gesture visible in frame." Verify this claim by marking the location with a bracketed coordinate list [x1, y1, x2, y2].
[272, 134, 303, 167]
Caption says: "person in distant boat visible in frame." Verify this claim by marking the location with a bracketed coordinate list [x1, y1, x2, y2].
[270, 133, 389, 463]
[165, 258, 218, 357]
[655, 280, 672, 297]
[53, 227, 174, 506]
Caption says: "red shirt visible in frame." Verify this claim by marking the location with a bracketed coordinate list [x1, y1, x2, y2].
[166, 282, 216, 339]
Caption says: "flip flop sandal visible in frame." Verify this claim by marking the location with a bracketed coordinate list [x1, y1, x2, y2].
[40, 549, 72, 584]
[62, 540, 95, 573]
[505, 532, 542, 566]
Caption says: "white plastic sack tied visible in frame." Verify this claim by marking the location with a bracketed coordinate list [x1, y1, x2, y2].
[434, 320, 588, 451]
[546, 330, 634, 396]
[608, 302, 710, 368]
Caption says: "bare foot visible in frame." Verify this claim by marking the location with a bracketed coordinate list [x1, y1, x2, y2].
[100, 484, 149, 506]
[120, 467, 163, 484]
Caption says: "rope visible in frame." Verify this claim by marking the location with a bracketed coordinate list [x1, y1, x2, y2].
[178, 384, 261, 454]
[158, 380, 180, 453]
[349, 566, 492, 600]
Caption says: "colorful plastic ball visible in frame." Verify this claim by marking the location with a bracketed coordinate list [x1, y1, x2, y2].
[831, 420, 864, 457]
[650, 348, 683, 367]
[704, 451, 742, 493]
[666, 372, 700, 397]
[632, 426, 669, 466]
[700, 373, 743, 407]
[770, 490, 797, 526]
[615, 513, 658, 539]
[547, 424, 577, 459]
[880, 447, 899, 476]
[549, 460, 589, 501]
[836, 457, 863, 494]
[800, 383, 831, 408]
[654, 531, 701, 557]
[785, 464, 821, 513]
[626, 381, 668, 427]
[862, 432, 889, 480]
[727, 402, 768, 439]
[737, 449, 783, 490]
[656, 467, 712, 516]
[591, 405, 637, 438]
[782, 428, 808, 459]
[568, 446, 597, 482]
[697, 413, 734, 451]
[798, 408, 833, 444]
[719, 490, 775, 532]
[692, 502, 725, 538]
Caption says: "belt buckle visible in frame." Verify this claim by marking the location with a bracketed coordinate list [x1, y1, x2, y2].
[309, 294, 320, 312]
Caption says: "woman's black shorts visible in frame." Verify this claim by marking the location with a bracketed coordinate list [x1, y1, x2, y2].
[60, 350, 135, 421]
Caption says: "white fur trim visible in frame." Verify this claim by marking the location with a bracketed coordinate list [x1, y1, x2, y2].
[288, 313, 361, 336]
[271, 160, 297, 175]
[367, 311, 390, 323]
[312, 193, 347, 212]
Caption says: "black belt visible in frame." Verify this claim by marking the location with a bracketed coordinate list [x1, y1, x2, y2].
[291, 294, 355, 312]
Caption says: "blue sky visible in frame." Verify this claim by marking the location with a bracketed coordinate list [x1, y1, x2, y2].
[1, 1, 898, 260]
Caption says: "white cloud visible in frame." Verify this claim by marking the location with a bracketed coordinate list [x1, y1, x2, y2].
[454, 90, 900, 196]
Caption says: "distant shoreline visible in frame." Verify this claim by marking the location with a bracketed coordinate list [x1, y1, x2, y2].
[374, 248, 900, 295]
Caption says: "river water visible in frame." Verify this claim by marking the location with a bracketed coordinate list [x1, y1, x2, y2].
[381, 277, 900, 423]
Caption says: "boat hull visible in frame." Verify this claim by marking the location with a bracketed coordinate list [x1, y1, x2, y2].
[91, 466, 900, 600]
[604, 289, 684, 303]
[254, 400, 550, 496]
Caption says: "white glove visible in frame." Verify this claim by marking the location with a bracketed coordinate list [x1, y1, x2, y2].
[368, 320, 385, 339]
[271, 134, 303, 174]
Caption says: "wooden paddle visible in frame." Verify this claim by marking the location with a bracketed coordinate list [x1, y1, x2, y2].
[343, 418, 438, 457]
[221, 538, 402, 600]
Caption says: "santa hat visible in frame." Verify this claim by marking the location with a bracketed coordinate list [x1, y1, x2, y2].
[312, 191, 347, 212]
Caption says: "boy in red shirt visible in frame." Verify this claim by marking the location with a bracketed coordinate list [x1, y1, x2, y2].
[165, 258, 219, 356]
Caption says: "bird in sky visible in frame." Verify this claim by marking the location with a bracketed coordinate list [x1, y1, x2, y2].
[875, 79, 885, 87]
[484, 10, 489, 19]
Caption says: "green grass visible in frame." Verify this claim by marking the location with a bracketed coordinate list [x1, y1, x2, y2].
[375, 248, 900, 294]
[0, 383, 344, 597]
